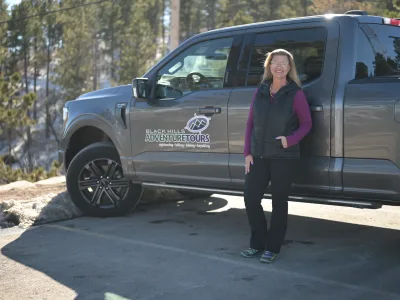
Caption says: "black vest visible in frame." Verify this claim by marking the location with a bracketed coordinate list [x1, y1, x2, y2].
[250, 80, 301, 158]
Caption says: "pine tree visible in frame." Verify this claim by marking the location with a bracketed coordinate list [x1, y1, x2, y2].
[98, 0, 123, 86]
[216, 0, 254, 28]
[310, 0, 385, 15]
[43, 0, 62, 139]
[26, 0, 45, 121]
[0, 72, 35, 160]
[117, 0, 161, 83]
[54, 0, 98, 100]
[382, 0, 400, 17]
[0, 0, 8, 75]
[7, 0, 37, 171]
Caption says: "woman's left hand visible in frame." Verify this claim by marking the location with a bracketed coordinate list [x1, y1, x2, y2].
[276, 136, 288, 148]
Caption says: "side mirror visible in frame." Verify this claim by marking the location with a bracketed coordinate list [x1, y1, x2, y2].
[132, 78, 149, 99]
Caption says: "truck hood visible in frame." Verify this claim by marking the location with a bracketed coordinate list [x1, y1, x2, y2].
[75, 84, 132, 100]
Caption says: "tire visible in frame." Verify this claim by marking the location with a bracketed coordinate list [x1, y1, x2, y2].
[179, 190, 213, 199]
[66, 142, 143, 217]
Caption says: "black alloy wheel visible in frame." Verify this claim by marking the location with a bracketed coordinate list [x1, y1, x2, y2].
[66, 142, 142, 217]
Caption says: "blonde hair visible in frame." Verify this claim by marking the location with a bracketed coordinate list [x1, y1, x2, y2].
[261, 49, 301, 87]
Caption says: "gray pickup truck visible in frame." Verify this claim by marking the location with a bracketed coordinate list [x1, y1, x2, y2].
[59, 11, 400, 217]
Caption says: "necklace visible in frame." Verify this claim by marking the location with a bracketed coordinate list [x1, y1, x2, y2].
[269, 84, 274, 96]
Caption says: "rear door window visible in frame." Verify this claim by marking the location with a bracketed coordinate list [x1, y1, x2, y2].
[355, 24, 400, 80]
[246, 27, 327, 86]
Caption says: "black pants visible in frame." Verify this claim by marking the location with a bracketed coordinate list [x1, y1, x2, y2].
[244, 157, 297, 253]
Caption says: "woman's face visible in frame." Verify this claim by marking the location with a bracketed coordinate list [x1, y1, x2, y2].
[269, 54, 290, 79]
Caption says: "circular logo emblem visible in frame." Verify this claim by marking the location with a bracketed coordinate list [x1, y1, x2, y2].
[184, 115, 210, 133]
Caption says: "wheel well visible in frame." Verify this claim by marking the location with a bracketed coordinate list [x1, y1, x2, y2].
[65, 126, 114, 170]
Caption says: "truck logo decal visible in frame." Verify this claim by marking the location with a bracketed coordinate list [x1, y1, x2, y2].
[184, 115, 210, 133]
[145, 114, 211, 149]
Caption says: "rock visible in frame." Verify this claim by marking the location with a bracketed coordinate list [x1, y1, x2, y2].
[31, 191, 83, 226]
[0, 191, 83, 228]
[0, 211, 6, 228]
[0, 200, 16, 211]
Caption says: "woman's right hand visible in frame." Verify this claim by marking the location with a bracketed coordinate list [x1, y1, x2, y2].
[245, 155, 253, 174]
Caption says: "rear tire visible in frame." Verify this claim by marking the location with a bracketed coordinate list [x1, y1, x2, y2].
[66, 142, 142, 217]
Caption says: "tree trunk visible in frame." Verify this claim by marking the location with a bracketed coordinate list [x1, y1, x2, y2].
[269, 0, 275, 20]
[24, 48, 33, 172]
[181, 0, 191, 40]
[50, 112, 60, 144]
[46, 38, 51, 139]
[207, 0, 216, 30]
[302, 0, 308, 16]
[161, 0, 166, 55]
[7, 128, 12, 158]
[386, 0, 395, 11]
[110, 0, 115, 82]
[93, 37, 98, 91]
[170, 0, 180, 50]
[33, 37, 37, 121]
[24, 50, 28, 93]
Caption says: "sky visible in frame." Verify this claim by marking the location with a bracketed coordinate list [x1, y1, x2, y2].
[6, 0, 21, 7]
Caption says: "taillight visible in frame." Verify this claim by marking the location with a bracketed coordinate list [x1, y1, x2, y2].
[383, 18, 400, 26]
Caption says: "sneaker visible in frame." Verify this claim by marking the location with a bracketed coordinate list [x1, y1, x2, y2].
[260, 250, 278, 263]
[240, 248, 262, 258]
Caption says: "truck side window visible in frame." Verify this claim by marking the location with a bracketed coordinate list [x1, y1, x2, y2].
[246, 28, 327, 86]
[154, 37, 234, 100]
[355, 25, 400, 80]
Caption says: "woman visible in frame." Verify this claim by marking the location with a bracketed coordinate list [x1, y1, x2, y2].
[240, 49, 312, 263]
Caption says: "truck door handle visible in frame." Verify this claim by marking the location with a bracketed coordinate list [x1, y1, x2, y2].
[197, 107, 221, 115]
[310, 105, 323, 112]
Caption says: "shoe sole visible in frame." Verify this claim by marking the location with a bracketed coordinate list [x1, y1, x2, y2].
[240, 252, 261, 258]
[260, 255, 278, 263]
[260, 258, 276, 263]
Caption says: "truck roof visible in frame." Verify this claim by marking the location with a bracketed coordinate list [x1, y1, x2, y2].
[196, 11, 387, 37]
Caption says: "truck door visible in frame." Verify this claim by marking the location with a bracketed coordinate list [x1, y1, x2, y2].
[227, 21, 339, 197]
[129, 31, 244, 189]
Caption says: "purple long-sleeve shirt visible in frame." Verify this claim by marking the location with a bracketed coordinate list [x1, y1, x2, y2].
[244, 88, 312, 157]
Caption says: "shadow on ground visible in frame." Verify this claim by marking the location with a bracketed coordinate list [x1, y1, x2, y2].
[2, 194, 400, 300]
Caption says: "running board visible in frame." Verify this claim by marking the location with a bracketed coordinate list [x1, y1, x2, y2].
[141, 182, 382, 209]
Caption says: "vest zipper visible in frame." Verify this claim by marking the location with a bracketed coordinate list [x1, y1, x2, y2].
[260, 91, 272, 157]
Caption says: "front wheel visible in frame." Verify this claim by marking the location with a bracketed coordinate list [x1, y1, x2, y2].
[66, 142, 142, 217]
